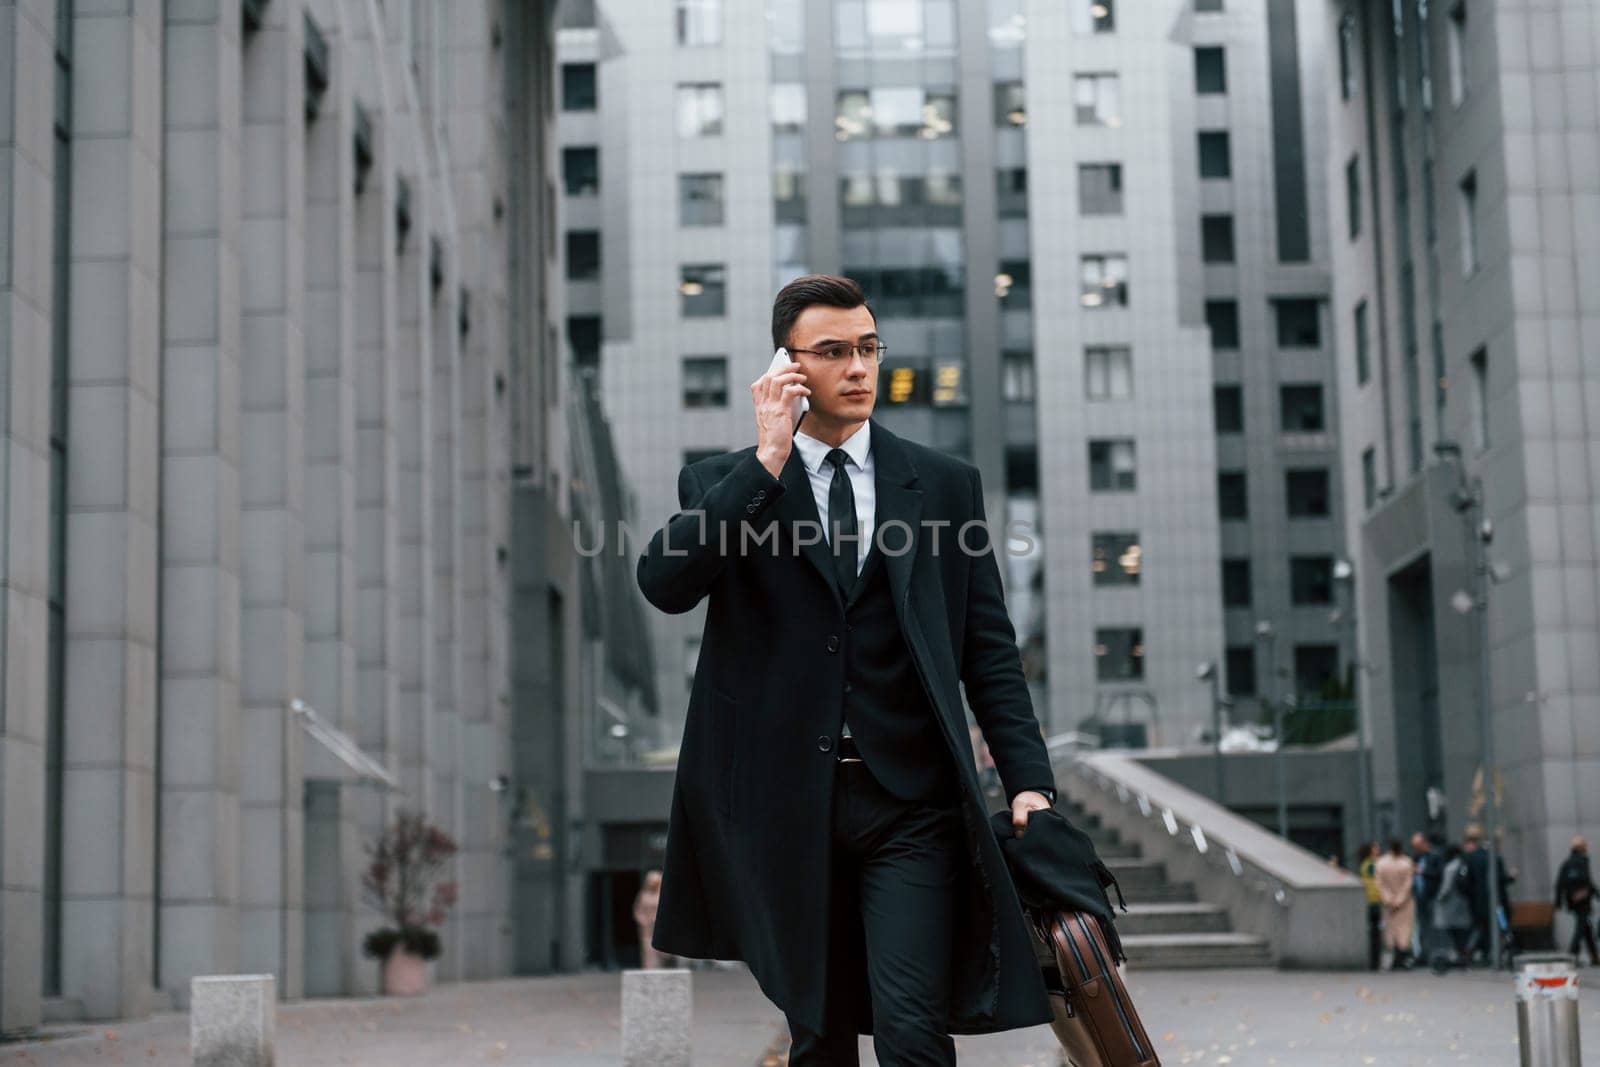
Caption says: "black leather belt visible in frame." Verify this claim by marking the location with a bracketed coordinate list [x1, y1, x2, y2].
[836, 735, 863, 763]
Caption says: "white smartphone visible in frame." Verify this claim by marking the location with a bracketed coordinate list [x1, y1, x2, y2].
[769, 347, 808, 427]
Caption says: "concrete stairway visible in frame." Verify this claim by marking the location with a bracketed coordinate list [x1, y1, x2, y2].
[1066, 800, 1273, 970]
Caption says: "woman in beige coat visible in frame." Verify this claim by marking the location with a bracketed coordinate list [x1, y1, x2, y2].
[1374, 839, 1417, 969]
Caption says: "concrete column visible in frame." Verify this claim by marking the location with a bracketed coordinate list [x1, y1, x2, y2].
[238, 0, 308, 996]
[59, 0, 163, 1021]
[445, 0, 509, 979]
[384, 2, 435, 810]
[429, 267, 464, 982]
[0, 0, 60, 1034]
[345, 0, 400, 993]
[156, 0, 245, 999]
[301, 0, 362, 998]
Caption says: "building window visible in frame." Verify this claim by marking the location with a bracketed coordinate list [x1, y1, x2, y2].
[1089, 439, 1137, 492]
[837, 86, 958, 140]
[1286, 468, 1331, 518]
[1275, 298, 1321, 347]
[1092, 532, 1142, 587]
[679, 264, 726, 317]
[1447, 1, 1466, 107]
[1095, 627, 1145, 682]
[1218, 471, 1248, 519]
[1470, 347, 1489, 450]
[1280, 384, 1325, 432]
[569, 315, 601, 368]
[1080, 254, 1129, 309]
[1195, 46, 1227, 94]
[1353, 299, 1370, 385]
[1226, 646, 1257, 696]
[1198, 131, 1231, 178]
[1346, 155, 1361, 238]
[1074, 73, 1121, 127]
[1002, 351, 1035, 402]
[1201, 215, 1235, 263]
[1085, 346, 1134, 401]
[675, 0, 721, 46]
[1196, 0, 1224, 10]
[563, 146, 599, 195]
[566, 231, 600, 280]
[682, 356, 728, 408]
[997, 167, 1028, 218]
[1071, 0, 1116, 34]
[1214, 385, 1244, 433]
[683, 448, 726, 467]
[1222, 559, 1252, 607]
[995, 81, 1026, 126]
[1338, 11, 1357, 101]
[1079, 163, 1124, 216]
[562, 63, 596, 110]
[1294, 644, 1339, 695]
[1361, 446, 1378, 509]
[1290, 556, 1335, 604]
[880, 361, 929, 405]
[679, 173, 724, 226]
[997, 259, 1031, 309]
[1206, 300, 1240, 348]
[1459, 170, 1479, 275]
[677, 83, 723, 137]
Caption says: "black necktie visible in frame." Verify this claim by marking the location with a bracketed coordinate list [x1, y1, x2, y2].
[824, 448, 858, 598]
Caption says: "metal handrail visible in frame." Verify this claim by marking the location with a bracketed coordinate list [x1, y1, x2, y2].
[1064, 755, 1297, 909]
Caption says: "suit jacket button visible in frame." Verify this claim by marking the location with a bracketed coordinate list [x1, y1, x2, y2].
[844, 682, 853, 694]
[825, 634, 840, 653]
[817, 735, 833, 753]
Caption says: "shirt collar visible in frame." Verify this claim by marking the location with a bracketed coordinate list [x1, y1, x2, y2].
[794, 419, 872, 475]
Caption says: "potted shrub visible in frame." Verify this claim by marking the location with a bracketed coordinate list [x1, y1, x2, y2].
[361, 809, 459, 995]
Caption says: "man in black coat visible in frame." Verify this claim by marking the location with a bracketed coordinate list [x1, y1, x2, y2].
[1553, 836, 1599, 965]
[636, 274, 1058, 1064]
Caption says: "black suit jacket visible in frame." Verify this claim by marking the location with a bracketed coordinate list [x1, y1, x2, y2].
[636, 419, 1055, 1036]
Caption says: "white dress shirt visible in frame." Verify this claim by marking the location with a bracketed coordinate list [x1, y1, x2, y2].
[792, 421, 875, 741]
[792, 420, 875, 579]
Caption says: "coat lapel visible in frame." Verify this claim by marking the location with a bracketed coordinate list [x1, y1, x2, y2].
[867, 421, 923, 627]
[771, 419, 923, 622]
[773, 444, 844, 612]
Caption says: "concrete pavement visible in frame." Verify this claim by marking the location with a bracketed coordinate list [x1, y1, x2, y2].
[7, 964, 1598, 1065]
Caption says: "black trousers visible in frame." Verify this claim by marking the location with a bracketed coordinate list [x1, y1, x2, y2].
[786, 758, 965, 1067]
[1568, 909, 1599, 964]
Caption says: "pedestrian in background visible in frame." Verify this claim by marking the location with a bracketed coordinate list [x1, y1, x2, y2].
[1431, 844, 1474, 973]
[1553, 835, 1599, 966]
[1375, 839, 1416, 970]
[1358, 841, 1383, 971]
[1462, 824, 1515, 964]
[633, 869, 670, 970]
[1411, 832, 1443, 961]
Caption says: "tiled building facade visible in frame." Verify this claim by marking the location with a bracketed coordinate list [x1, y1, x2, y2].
[0, 0, 643, 1032]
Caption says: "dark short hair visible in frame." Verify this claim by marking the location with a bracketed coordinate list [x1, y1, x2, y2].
[771, 273, 875, 351]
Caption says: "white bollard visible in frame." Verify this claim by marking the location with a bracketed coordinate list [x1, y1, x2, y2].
[190, 974, 276, 1067]
[621, 968, 692, 1067]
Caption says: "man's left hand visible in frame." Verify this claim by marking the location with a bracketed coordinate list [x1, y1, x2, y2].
[1011, 790, 1052, 836]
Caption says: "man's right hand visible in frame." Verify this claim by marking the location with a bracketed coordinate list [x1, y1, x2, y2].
[751, 359, 808, 478]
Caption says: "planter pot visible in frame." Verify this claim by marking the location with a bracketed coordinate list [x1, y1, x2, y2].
[383, 947, 428, 996]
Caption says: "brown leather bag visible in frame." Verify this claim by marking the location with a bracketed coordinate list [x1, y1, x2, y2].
[1030, 908, 1161, 1067]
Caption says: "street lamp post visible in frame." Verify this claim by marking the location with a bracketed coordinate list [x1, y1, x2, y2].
[1437, 440, 1503, 969]
[1333, 559, 1374, 844]
[1255, 620, 1288, 840]
[1198, 661, 1225, 804]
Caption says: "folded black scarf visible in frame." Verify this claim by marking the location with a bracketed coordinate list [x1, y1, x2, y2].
[989, 808, 1128, 963]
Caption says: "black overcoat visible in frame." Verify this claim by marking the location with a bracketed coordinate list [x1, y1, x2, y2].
[635, 419, 1056, 1036]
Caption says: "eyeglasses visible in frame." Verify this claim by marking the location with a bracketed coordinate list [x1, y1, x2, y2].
[789, 341, 888, 364]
